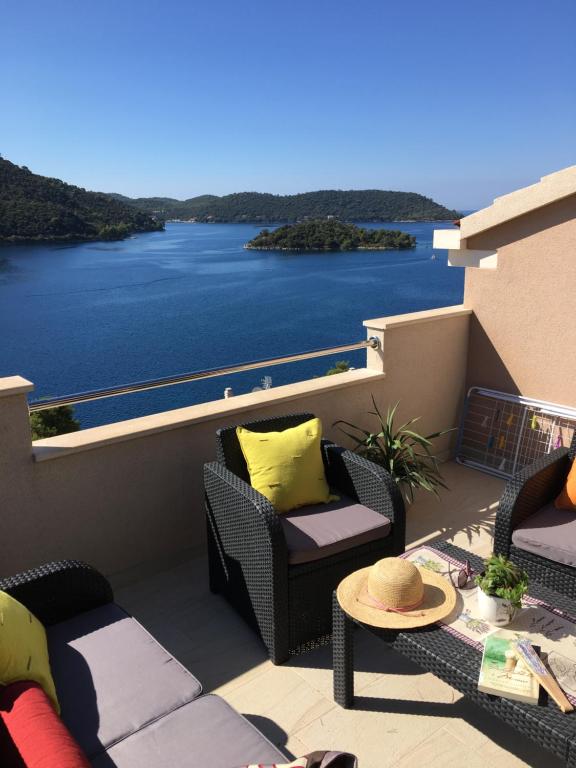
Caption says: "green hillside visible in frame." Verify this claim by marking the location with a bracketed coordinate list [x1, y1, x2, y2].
[113, 189, 460, 223]
[0, 158, 164, 242]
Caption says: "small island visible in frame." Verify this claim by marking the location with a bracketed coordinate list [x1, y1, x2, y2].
[244, 220, 416, 251]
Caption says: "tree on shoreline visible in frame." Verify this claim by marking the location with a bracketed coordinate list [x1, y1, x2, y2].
[30, 406, 80, 440]
[325, 360, 351, 376]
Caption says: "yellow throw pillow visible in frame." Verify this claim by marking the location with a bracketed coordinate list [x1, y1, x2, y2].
[237, 417, 336, 513]
[0, 590, 59, 712]
[555, 458, 576, 510]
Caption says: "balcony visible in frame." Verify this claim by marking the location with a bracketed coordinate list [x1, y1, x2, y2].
[109, 462, 521, 768]
[0, 300, 563, 767]
[3, 164, 576, 766]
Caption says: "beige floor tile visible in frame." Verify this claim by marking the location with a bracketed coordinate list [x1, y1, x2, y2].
[391, 728, 488, 768]
[411, 671, 461, 705]
[283, 733, 316, 761]
[294, 647, 478, 768]
[116, 554, 273, 691]
[354, 661, 460, 712]
[288, 631, 412, 699]
[115, 558, 208, 616]
[145, 614, 268, 692]
[293, 694, 441, 768]
[441, 694, 543, 755]
[442, 711, 491, 751]
[222, 664, 337, 745]
[406, 462, 504, 556]
[479, 728, 564, 768]
[212, 660, 272, 696]
[364, 664, 564, 768]
[120, 611, 266, 692]
[338, 658, 559, 766]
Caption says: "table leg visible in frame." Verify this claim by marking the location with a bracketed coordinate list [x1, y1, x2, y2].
[333, 591, 354, 708]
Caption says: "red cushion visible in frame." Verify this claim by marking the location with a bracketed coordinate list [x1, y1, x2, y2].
[0, 681, 90, 768]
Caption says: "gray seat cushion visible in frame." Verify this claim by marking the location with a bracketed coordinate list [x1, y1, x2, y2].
[280, 494, 391, 565]
[47, 603, 203, 758]
[91, 694, 286, 768]
[511, 502, 576, 568]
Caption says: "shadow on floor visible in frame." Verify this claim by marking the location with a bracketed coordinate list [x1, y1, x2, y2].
[288, 632, 564, 768]
[406, 461, 504, 553]
[243, 714, 293, 757]
[114, 554, 271, 692]
[350, 693, 563, 767]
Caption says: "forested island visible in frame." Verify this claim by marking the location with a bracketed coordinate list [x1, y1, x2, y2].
[112, 189, 460, 223]
[0, 157, 163, 242]
[245, 220, 416, 251]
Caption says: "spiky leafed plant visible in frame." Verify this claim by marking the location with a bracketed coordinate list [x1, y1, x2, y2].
[334, 397, 453, 503]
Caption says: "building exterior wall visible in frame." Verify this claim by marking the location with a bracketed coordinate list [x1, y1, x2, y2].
[464, 194, 576, 407]
[0, 307, 470, 578]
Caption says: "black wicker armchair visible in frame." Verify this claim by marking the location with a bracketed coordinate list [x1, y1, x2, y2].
[204, 413, 406, 664]
[494, 432, 576, 597]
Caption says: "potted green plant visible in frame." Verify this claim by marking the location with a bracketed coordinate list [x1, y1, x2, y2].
[475, 554, 529, 626]
[334, 397, 453, 503]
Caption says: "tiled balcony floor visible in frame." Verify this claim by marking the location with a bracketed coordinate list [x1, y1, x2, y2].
[114, 462, 563, 768]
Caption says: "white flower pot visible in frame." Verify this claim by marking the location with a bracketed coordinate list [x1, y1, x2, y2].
[476, 587, 517, 626]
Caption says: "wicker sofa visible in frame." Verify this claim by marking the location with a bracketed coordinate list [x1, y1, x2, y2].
[494, 433, 576, 597]
[204, 413, 406, 664]
[0, 560, 288, 767]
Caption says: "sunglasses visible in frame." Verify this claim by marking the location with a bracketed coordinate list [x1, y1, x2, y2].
[447, 559, 475, 589]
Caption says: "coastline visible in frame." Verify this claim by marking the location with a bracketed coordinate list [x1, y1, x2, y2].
[243, 244, 414, 251]
[0, 226, 163, 246]
[169, 218, 457, 225]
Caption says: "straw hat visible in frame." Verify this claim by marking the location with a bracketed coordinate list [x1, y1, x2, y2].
[337, 557, 457, 629]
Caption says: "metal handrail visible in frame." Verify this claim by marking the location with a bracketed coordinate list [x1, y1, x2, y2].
[28, 337, 380, 412]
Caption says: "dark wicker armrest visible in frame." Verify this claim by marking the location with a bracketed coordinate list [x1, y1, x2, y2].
[204, 462, 288, 562]
[494, 447, 571, 557]
[204, 462, 290, 660]
[323, 444, 406, 554]
[0, 560, 113, 626]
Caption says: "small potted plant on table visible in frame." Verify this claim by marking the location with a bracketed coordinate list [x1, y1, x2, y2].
[475, 554, 529, 626]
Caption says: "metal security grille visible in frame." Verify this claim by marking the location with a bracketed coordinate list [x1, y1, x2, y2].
[456, 387, 576, 479]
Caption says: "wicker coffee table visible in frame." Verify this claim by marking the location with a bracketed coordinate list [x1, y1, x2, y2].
[333, 540, 576, 766]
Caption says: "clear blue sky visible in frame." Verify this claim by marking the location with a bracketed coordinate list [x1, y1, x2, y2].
[2, 0, 574, 209]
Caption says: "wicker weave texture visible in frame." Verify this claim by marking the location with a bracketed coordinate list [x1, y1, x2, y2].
[494, 433, 576, 597]
[205, 413, 406, 664]
[0, 559, 113, 625]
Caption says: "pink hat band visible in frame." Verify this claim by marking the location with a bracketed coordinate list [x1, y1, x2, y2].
[359, 589, 425, 616]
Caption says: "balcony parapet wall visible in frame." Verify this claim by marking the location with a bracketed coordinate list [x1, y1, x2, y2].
[0, 306, 471, 578]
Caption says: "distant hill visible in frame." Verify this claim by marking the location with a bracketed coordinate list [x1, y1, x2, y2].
[110, 189, 461, 223]
[0, 158, 164, 242]
[245, 220, 416, 251]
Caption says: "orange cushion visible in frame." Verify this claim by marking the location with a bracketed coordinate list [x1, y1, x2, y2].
[555, 459, 576, 510]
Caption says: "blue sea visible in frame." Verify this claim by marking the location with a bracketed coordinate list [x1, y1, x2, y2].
[0, 222, 463, 428]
